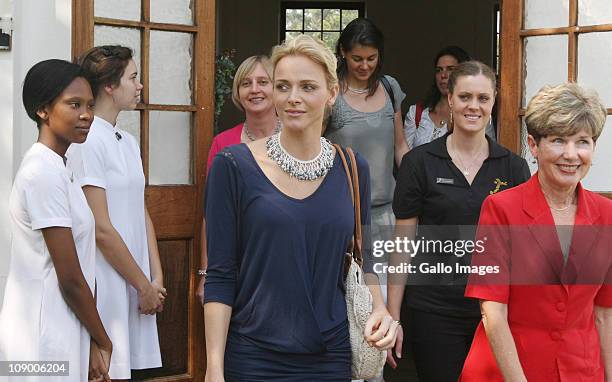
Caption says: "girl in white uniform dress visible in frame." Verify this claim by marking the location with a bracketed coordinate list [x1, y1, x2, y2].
[0, 59, 112, 381]
[68, 46, 165, 380]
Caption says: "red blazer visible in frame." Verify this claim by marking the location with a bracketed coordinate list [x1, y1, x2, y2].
[460, 174, 612, 382]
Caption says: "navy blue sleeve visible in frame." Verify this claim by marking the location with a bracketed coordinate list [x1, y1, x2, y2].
[203, 149, 241, 307]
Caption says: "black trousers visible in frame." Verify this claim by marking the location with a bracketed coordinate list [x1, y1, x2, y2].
[405, 307, 480, 382]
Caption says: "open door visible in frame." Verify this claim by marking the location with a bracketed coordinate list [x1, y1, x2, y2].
[72, 0, 214, 380]
[499, 0, 612, 197]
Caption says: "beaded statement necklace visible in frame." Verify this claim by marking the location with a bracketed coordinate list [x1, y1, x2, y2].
[266, 132, 334, 181]
[244, 119, 282, 142]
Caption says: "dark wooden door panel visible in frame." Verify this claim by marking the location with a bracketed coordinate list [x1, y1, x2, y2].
[132, 240, 191, 380]
[146, 187, 197, 239]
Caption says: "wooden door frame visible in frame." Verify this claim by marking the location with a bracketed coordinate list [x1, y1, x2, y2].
[72, 0, 214, 380]
[498, 0, 612, 198]
[497, 0, 523, 154]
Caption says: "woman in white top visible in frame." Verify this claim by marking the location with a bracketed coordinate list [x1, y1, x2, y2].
[68, 46, 165, 380]
[0, 59, 112, 381]
[404, 46, 496, 149]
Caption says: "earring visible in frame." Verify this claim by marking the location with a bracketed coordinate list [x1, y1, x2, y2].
[449, 111, 453, 126]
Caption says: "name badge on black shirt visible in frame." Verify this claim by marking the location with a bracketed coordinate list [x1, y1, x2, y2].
[436, 177, 455, 185]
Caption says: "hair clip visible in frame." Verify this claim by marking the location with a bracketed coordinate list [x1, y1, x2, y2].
[101, 46, 120, 58]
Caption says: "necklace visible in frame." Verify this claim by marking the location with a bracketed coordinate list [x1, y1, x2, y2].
[543, 192, 576, 212]
[347, 86, 369, 94]
[431, 120, 447, 141]
[430, 105, 449, 140]
[244, 119, 282, 141]
[266, 131, 334, 181]
[450, 135, 486, 177]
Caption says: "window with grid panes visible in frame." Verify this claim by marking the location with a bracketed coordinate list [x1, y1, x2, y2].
[281, 2, 364, 51]
[499, 0, 612, 194]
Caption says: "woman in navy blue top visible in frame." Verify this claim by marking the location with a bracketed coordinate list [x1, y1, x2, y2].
[203, 35, 400, 381]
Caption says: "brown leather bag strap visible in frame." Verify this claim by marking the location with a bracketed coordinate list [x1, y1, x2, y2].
[333, 144, 363, 268]
[334, 144, 354, 204]
[346, 147, 363, 266]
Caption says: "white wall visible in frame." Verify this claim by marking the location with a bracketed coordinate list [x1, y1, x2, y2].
[0, 0, 72, 305]
[0, 0, 14, 307]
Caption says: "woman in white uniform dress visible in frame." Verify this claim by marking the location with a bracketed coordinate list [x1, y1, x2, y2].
[68, 46, 165, 380]
[0, 59, 112, 381]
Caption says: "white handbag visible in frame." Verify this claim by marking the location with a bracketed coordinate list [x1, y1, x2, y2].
[334, 145, 386, 380]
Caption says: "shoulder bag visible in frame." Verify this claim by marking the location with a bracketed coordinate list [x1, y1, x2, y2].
[334, 144, 386, 380]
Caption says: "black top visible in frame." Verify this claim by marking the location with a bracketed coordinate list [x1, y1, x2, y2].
[393, 133, 530, 317]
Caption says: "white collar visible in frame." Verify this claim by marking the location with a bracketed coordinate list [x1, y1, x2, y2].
[32, 142, 68, 171]
[94, 116, 118, 133]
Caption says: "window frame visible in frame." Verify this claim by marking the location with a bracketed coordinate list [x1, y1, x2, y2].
[279, 1, 365, 45]
[499, 0, 612, 196]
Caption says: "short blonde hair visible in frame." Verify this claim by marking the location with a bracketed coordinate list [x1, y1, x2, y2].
[525, 83, 606, 142]
[270, 34, 338, 91]
[232, 55, 273, 111]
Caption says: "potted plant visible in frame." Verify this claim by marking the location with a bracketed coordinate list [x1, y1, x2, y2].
[214, 48, 237, 134]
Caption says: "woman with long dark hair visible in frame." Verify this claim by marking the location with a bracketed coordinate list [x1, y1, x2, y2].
[404, 46, 496, 149]
[326, 17, 408, 256]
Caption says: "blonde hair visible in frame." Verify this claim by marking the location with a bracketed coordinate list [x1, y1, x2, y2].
[231, 55, 273, 111]
[525, 83, 606, 142]
[270, 34, 338, 91]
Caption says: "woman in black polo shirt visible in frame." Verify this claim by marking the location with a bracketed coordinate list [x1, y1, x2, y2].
[386, 61, 530, 382]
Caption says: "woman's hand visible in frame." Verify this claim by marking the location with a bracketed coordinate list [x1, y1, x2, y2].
[138, 282, 164, 314]
[204, 367, 225, 382]
[151, 278, 167, 313]
[88, 340, 111, 382]
[196, 276, 205, 306]
[386, 323, 403, 368]
[364, 306, 400, 351]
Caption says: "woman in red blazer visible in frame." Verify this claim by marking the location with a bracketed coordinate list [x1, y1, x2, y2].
[461, 83, 612, 382]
